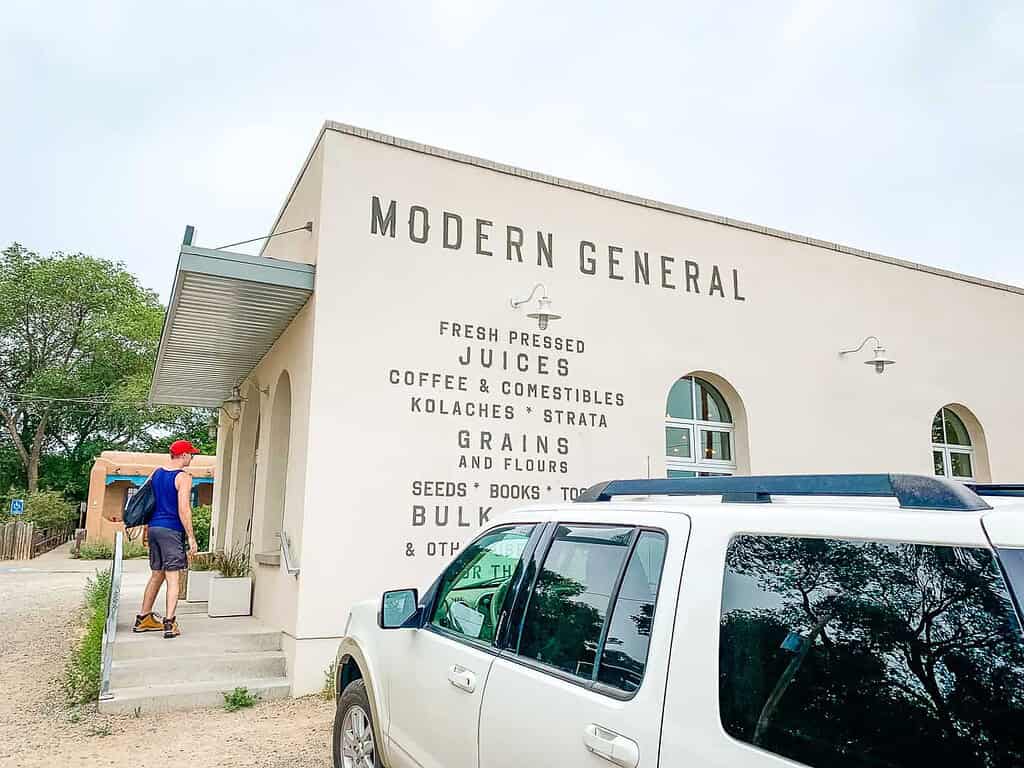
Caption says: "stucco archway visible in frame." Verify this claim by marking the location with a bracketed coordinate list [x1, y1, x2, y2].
[664, 370, 751, 476]
[226, 383, 262, 550]
[261, 370, 292, 555]
[213, 424, 235, 551]
[931, 402, 991, 483]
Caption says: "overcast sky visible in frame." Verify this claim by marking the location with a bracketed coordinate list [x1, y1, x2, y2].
[2, 1, 1021, 300]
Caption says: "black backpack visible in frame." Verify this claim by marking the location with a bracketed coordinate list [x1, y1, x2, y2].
[123, 473, 157, 534]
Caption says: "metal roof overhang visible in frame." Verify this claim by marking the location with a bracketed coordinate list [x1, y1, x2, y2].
[149, 245, 315, 408]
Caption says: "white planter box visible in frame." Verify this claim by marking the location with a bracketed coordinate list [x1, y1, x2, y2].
[185, 570, 221, 603]
[207, 576, 253, 617]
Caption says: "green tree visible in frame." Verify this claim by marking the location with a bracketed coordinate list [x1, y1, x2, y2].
[0, 243, 214, 495]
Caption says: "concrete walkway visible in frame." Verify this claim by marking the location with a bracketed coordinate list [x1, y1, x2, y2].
[0, 545, 331, 768]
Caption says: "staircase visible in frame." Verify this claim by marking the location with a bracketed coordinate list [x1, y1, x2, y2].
[99, 598, 290, 714]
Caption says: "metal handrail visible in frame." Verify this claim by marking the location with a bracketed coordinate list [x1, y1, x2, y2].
[98, 531, 124, 701]
[280, 529, 300, 577]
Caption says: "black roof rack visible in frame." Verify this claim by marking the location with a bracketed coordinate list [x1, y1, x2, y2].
[575, 474, 991, 512]
[964, 484, 1024, 498]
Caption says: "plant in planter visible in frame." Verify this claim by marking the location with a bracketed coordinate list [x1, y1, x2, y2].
[207, 545, 253, 618]
[185, 552, 221, 603]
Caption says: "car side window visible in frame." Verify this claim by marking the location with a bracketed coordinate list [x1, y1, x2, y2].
[596, 530, 668, 692]
[719, 534, 1024, 768]
[517, 524, 634, 681]
[430, 524, 535, 645]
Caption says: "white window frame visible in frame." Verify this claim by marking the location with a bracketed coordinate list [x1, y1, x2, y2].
[932, 407, 974, 481]
[665, 378, 736, 476]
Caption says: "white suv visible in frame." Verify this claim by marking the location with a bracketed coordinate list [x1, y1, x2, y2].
[332, 475, 1024, 768]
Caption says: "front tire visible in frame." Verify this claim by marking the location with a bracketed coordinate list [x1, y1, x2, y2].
[333, 679, 381, 768]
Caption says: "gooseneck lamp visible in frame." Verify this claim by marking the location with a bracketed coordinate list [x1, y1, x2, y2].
[510, 283, 562, 330]
[839, 336, 895, 374]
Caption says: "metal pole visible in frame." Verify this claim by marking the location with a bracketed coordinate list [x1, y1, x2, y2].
[99, 531, 124, 701]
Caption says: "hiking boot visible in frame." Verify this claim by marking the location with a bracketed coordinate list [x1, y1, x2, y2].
[163, 616, 180, 638]
[132, 613, 163, 633]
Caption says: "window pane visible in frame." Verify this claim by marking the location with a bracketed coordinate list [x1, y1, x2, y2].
[665, 427, 692, 458]
[943, 409, 972, 446]
[950, 451, 973, 479]
[694, 377, 731, 423]
[665, 377, 694, 419]
[998, 548, 1024, 624]
[933, 450, 946, 477]
[719, 535, 1024, 768]
[597, 531, 667, 693]
[931, 410, 945, 443]
[667, 469, 696, 478]
[700, 430, 732, 461]
[518, 525, 633, 679]
[431, 524, 534, 644]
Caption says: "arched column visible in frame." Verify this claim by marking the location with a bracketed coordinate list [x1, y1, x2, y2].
[213, 423, 235, 551]
[226, 383, 262, 550]
[261, 370, 292, 554]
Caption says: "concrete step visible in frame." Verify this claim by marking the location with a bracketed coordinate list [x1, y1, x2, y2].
[110, 650, 287, 688]
[99, 676, 291, 715]
[112, 627, 282, 659]
[117, 600, 207, 618]
[115, 612, 261, 634]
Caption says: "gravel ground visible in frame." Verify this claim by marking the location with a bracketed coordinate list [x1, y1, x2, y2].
[0, 544, 334, 768]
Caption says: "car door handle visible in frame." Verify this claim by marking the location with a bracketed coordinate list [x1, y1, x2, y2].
[583, 724, 639, 768]
[447, 664, 476, 693]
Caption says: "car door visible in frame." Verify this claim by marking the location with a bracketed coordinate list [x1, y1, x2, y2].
[479, 516, 690, 768]
[386, 523, 541, 768]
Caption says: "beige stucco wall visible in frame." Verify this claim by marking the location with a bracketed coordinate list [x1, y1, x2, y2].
[219, 124, 1024, 694]
[214, 296, 314, 651]
[261, 137, 324, 266]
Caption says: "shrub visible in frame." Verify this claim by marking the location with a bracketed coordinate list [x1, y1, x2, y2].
[75, 539, 148, 560]
[64, 568, 112, 704]
[223, 686, 258, 712]
[0, 490, 77, 529]
[188, 551, 217, 572]
[192, 504, 211, 551]
[216, 544, 252, 579]
[123, 540, 148, 559]
[75, 541, 113, 560]
[322, 659, 337, 701]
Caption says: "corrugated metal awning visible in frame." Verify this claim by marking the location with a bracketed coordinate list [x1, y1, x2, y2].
[149, 244, 314, 407]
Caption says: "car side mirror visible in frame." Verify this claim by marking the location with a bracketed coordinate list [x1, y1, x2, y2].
[380, 588, 421, 629]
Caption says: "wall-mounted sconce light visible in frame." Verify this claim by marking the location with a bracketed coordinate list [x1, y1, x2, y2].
[839, 335, 895, 374]
[221, 385, 246, 422]
[510, 283, 562, 330]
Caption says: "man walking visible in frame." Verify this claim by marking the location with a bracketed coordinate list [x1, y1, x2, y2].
[133, 439, 201, 638]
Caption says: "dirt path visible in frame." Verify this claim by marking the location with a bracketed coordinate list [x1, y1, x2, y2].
[0, 545, 333, 768]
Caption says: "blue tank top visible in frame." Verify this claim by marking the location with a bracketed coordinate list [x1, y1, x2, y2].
[148, 468, 185, 532]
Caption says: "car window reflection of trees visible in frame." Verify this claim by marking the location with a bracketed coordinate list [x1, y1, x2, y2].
[720, 535, 1024, 768]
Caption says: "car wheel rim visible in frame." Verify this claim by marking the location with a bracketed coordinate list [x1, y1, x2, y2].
[341, 704, 375, 768]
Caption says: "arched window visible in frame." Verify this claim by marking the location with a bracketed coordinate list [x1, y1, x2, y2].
[665, 375, 735, 477]
[932, 406, 974, 481]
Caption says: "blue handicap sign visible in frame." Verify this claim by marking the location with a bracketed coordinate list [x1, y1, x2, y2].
[10, 499, 24, 516]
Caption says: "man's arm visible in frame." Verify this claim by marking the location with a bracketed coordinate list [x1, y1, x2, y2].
[176, 472, 198, 556]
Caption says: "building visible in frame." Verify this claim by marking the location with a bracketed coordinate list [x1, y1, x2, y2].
[148, 121, 1024, 694]
[85, 451, 215, 544]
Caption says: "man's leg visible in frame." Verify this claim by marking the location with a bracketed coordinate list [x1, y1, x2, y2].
[164, 569, 180, 621]
[140, 570, 165, 615]
[133, 568, 166, 632]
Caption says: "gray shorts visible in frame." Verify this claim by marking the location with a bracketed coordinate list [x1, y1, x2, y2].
[148, 526, 187, 572]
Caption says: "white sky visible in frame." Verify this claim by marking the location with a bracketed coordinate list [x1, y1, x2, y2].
[2, 1, 1021, 300]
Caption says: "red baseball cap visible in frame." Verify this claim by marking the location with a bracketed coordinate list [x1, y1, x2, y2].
[169, 439, 201, 457]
